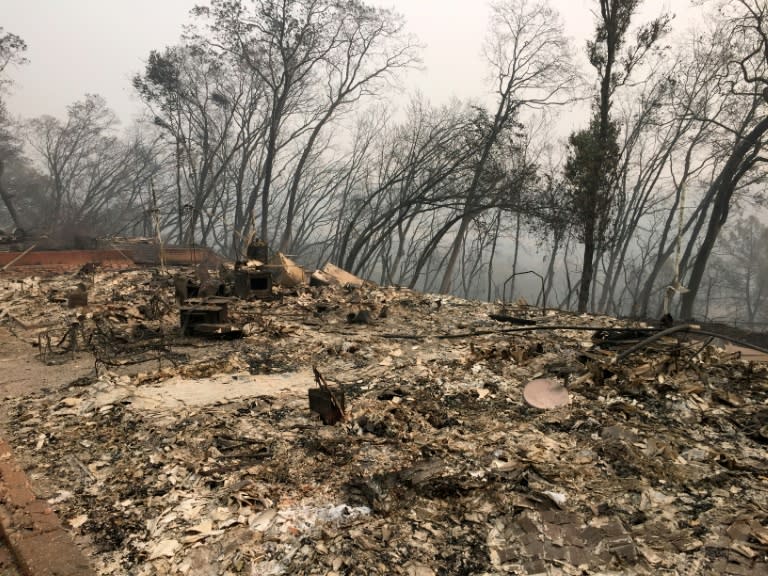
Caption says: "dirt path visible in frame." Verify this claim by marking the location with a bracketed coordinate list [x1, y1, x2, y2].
[0, 327, 94, 401]
[0, 323, 99, 445]
[0, 327, 96, 575]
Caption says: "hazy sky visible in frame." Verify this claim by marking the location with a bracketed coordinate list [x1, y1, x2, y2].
[1, 0, 690, 125]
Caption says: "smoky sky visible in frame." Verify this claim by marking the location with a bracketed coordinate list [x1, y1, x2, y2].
[1, 0, 690, 124]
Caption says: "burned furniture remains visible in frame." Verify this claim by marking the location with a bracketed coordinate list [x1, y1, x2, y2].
[179, 298, 242, 338]
[234, 269, 273, 300]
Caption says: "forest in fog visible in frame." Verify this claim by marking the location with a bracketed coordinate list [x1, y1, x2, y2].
[1, 0, 767, 325]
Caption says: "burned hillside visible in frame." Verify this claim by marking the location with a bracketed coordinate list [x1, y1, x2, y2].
[0, 262, 767, 575]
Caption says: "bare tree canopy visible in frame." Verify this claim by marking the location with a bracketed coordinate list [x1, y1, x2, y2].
[190, 0, 421, 253]
[3, 0, 768, 325]
[0, 28, 28, 231]
[26, 95, 162, 241]
[438, 0, 577, 294]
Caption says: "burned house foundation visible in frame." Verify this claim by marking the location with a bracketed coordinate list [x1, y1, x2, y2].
[0, 255, 766, 575]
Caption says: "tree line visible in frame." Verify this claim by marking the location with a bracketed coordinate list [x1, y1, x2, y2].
[0, 0, 767, 325]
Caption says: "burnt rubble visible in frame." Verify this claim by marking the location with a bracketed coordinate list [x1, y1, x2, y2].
[0, 263, 767, 575]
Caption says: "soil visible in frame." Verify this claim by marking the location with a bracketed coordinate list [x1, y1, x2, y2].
[0, 543, 20, 576]
[0, 327, 94, 403]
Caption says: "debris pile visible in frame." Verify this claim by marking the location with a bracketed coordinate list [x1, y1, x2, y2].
[0, 263, 767, 575]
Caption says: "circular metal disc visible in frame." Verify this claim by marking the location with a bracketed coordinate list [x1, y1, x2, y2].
[523, 378, 570, 409]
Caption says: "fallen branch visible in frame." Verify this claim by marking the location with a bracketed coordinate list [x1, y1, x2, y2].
[615, 324, 699, 362]
[381, 324, 768, 357]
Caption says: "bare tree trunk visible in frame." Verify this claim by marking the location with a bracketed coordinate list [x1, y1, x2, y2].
[561, 237, 575, 310]
[680, 115, 768, 318]
[486, 209, 502, 302]
[578, 218, 596, 312]
[0, 160, 22, 230]
[175, 138, 184, 244]
[440, 212, 473, 294]
[509, 211, 522, 300]
[542, 230, 562, 307]
[260, 125, 278, 249]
